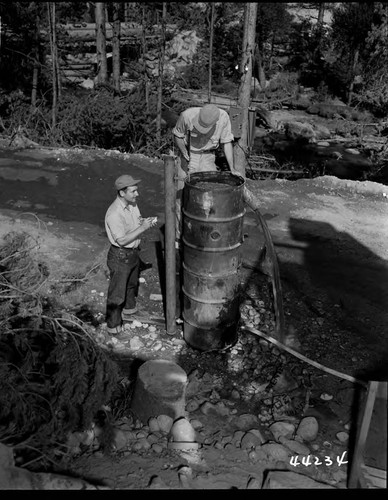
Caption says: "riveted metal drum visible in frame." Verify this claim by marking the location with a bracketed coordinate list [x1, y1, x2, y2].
[181, 171, 245, 351]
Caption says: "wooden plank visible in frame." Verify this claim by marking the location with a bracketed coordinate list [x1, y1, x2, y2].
[362, 465, 387, 480]
[361, 465, 386, 489]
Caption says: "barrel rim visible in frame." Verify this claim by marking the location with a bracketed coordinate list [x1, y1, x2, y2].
[184, 171, 245, 190]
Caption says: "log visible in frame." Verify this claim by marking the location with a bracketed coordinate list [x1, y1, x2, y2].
[62, 71, 91, 78]
[130, 359, 188, 424]
[248, 166, 305, 175]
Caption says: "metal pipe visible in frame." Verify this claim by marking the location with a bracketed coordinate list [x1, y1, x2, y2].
[164, 155, 176, 335]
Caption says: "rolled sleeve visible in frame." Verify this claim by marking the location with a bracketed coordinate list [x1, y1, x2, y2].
[172, 112, 189, 139]
[219, 111, 234, 144]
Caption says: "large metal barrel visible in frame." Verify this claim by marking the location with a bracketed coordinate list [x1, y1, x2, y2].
[181, 171, 245, 351]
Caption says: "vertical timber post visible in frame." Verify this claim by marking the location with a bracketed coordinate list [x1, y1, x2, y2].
[164, 155, 176, 335]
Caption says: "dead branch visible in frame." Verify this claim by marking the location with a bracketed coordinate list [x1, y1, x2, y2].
[19, 212, 49, 231]
[57, 263, 102, 284]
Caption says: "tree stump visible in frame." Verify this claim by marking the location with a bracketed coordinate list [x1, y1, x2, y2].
[130, 359, 188, 424]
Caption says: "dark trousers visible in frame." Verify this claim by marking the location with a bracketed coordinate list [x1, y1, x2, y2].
[105, 245, 140, 329]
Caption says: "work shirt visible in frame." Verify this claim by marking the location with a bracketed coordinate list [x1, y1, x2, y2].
[172, 107, 234, 154]
[105, 196, 141, 249]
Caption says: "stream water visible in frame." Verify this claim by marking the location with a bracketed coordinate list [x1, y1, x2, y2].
[0, 148, 165, 227]
[253, 133, 375, 181]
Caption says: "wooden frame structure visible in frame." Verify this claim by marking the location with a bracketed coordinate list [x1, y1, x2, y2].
[348, 381, 387, 489]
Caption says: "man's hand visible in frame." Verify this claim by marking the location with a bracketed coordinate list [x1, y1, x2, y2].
[139, 217, 157, 230]
[181, 149, 190, 162]
[231, 169, 245, 180]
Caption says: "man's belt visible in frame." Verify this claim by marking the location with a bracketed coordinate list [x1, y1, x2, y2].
[111, 244, 139, 251]
[190, 150, 215, 155]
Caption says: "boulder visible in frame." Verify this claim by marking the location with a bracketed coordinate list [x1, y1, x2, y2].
[296, 416, 319, 442]
[306, 104, 320, 115]
[231, 430, 245, 446]
[317, 103, 342, 119]
[284, 121, 315, 142]
[246, 476, 263, 489]
[234, 413, 260, 430]
[269, 421, 296, 442]
[336, 431, 349, 443]
[279, 437, 311, 455]
[111, 428, 128, 451]
[313, 123, 331, 140]
[289, 97, 312, 110]
[240, 431, 264, 450]
[169, 417, 196, 443]
[260, 442, 291, 462]
[255, 105, 277, 129]
[157, 414, 174, 434]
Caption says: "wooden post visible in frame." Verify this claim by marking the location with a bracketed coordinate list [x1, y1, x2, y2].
[164, 155, 176, 335]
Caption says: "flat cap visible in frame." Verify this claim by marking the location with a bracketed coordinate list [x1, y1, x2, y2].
[114, 174, 141, 191]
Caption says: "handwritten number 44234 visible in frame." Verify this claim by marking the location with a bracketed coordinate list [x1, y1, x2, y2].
[290, 451, 348, 467]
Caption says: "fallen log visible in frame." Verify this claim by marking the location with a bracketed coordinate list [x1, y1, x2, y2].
[248, 166, 305, 175]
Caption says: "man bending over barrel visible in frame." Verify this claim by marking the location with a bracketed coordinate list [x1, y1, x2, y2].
[172, 104, 243, 244]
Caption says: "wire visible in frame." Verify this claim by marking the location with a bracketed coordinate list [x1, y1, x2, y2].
[241, 325, 368, 388]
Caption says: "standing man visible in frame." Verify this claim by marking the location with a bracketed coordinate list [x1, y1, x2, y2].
[104, 174, 157, 335]
[172, 103, 243, 242]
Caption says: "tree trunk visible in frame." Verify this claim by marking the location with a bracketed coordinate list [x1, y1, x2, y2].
[256, 45, 266, 91]
[47, 2, 58, 128]
[315, 2, 325, 55]
[156, 2, 167, 142]
[142, 5, 149, 112]
[112, 2, 121, 92]
[268, 34, 275, 72]
[95, 2, 108, 85]
[55, 16, 61, 102]
[317, 2, 325, 25]
[208, 2, 215, 103]
[234, 3, 258, 177]
[31, 13, 41, 108]
[124, 3, 130, 22]
[347, 46, 359, 106]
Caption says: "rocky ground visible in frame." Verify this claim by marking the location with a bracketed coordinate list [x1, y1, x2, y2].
[0, 127, 387, 489]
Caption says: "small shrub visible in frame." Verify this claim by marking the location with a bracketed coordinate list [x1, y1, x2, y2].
[212, 80, 238, 95]
[315, 82, 330, 103]
[0, 231, 119, 459]
[266, 71, 299, 95]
